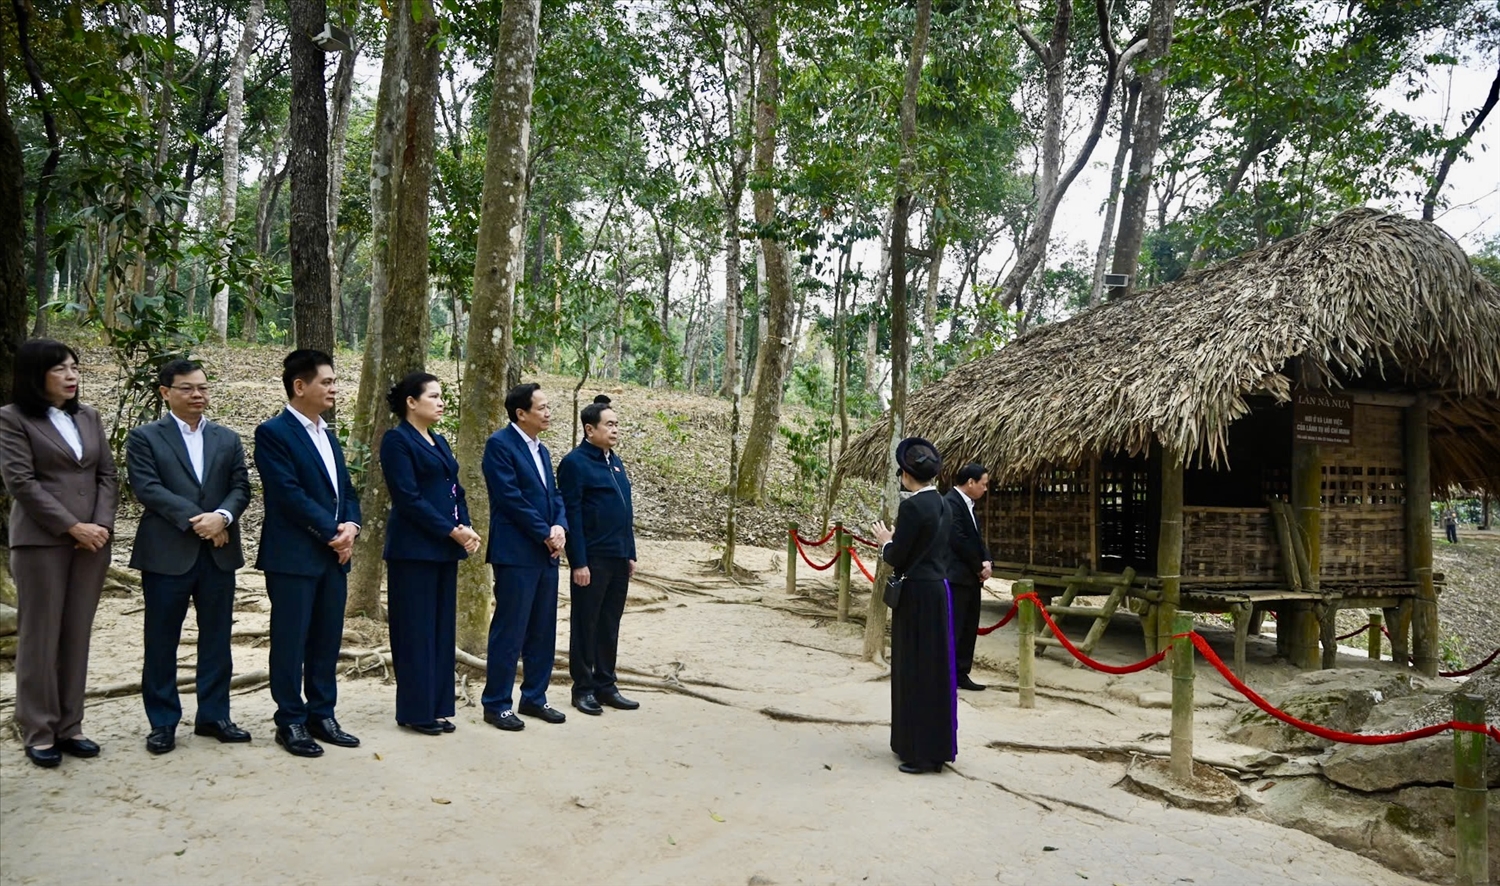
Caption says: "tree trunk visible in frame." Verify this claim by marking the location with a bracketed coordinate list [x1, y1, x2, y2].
[1422, 56, 1500, 222]
[1107, 0, 1174, 298]
[864, 0, 932, 663]
[922, 226, 943, 364]
[287, 0, 335, 357]
[347, 0, 438, 620]
[213, 0, 265, 342]
[866, 208, 892, 401]
[734, 0, 795, 502]
[718, 39, 753, 399]
[327, 35, 358, 346]
[12, 0, 59, 336]
[0, 64, 28, 604]
[1090, 77, 1138, 307]
[455, 0, 541, 654]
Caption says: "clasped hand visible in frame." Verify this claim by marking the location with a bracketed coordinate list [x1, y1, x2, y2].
[68, 522, 110, 552]
[328, 522, 358, 564]
[449, 525, 482, 555]
[545, 524, 566, 556]
[189, 511, 228, 539]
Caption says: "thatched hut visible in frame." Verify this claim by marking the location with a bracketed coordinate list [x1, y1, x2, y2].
[840, 209, 1500, 673]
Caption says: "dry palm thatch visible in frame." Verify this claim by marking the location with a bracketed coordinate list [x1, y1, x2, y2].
[840, 209, 1500, 490]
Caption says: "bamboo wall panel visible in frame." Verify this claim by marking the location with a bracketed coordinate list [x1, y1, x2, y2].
[1181, 507, 1281, 580]
[1318, 404, 1406, 579]
[985, 483, 1030, 563]
[1031, 468, 1092, 567]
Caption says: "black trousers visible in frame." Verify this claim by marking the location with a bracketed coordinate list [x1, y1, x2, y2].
[569, 557, 630, 698]
[266, 564, 347, 727]
[949, 579, 982, 675]
[142, 547, 236, 728]
[386, 559, 457, 725]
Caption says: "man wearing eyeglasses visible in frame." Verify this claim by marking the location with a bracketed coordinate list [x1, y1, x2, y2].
[125, 359, 253, 754]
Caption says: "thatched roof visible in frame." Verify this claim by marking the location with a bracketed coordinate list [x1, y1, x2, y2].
[840, 208, 1500, 490]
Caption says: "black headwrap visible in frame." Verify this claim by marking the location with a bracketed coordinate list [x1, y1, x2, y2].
[895, 437, 941, 483]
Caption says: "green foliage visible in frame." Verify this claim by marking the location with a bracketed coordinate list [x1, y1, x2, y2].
[778, 417, 834, 489]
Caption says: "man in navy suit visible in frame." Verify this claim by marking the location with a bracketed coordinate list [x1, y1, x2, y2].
[127, 359, 253, 754]
[480, 383, 568, 731]
[253, 350, 363, 757]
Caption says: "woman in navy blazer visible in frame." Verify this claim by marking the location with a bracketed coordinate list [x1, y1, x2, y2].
[380, 372, 481, 735]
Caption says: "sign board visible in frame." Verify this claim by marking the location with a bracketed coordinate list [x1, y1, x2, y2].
[1293, 390, 1353, 445]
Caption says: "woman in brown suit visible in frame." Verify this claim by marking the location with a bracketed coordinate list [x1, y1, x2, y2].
[0, 339, 118, 767]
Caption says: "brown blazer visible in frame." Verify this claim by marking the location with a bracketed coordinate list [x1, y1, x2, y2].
[0, 402, 119, 547]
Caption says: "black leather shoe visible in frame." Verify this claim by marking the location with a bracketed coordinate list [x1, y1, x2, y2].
[596, 689, 640, 710]
[146, 726, 177, 755]
[518, 701, 566, 724]
[194, 720, 252, 743]
[57, 736, 101, 758]
[275, 724, 324, 758]
[898, 761, 942, 774]
[572, 694, 603, 716]
[957, 675, 987, 691]
[307, 717, 360, 748]
[483, 709, 525, 731]
[25, 746, 61, 768]
[437, 719, 456, 733]
[400, 721, 444, 736]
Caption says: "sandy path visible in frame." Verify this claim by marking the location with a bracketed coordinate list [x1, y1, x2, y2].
[1, 541, 1420, 886]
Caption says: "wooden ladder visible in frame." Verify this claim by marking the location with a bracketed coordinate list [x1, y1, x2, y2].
[1034, 566, 1138, 666]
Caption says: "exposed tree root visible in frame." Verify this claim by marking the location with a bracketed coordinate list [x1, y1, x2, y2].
[758, 707, 887, 727]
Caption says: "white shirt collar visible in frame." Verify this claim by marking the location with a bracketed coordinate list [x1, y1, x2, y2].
[956, 487, 976, 509]
[170, 411, 206, 435]
[914, 485, 937, 495]
[512, 423, 540, 449]
[286, 404, 327, 432]
[47, 406, 73, 421]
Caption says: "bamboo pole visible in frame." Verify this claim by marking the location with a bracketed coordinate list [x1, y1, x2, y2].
[1405, 395, 1438, 676]
[1367, 611, 1383, 661]
[1015, 580, 1035, 709]
[1169, 613, 1194, 783]
[1155, 447, 1184, 665]
[1290, 438, 1323, 669]
[1453, 693, 1489, 886]
[1088, 456, 1099, 571]
[835, 523, 851, 622]
[786, 522, 797, 595]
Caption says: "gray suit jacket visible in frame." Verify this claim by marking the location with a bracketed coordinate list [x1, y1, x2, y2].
[126, 415, 252, 575]
[0, 403, 119, 547]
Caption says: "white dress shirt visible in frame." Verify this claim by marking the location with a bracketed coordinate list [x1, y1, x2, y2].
[170, 412, 233, 525]
[286, 405, 341, 501]
[512, 423, 549, 488]
[956, 486, 980, 531]
[47, 407, 83, 460]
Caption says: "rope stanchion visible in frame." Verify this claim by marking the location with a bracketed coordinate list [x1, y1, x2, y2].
[790, 533, 839, 571]
[1190, 633, 1497, 745]
[1018, 593, 1169, 675]
[792, 527, 838, 547]
[976, 602, 1018, 635]
[849, 548, 876, 583]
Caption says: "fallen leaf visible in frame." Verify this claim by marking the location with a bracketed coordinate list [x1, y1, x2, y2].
[431, 797, 451, 805]
[710, 811, 725, 822]
[823, 764, 832, 770]
[373, 752, 383, 761]
[174, 849, 186, 857]
[1076, 872, 1089, 880]
[667, 835, 676, 845]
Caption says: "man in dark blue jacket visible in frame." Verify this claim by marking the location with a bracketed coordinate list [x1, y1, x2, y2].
[558, 395, 639, 716]
[254, 350, 362, 757]
[480, 384, 568, 730]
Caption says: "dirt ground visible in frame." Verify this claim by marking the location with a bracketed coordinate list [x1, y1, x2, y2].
[0, 539, 1427, 886]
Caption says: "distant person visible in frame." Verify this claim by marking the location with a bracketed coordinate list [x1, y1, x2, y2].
[379, 372, 480, 736]
[1442, 507, 1459, 544]
[871, 437, 955, 775]
[558, 395, 640, 717]
[480, 383, 569, 731]
[254, 350, 362, 758]
[126, 359, 253, 755]
[945, 462, 992, 692]
[0, 339, 118, 768]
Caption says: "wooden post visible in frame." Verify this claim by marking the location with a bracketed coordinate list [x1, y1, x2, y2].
[1015, 580, 1035, 709]
[1453, 693, 1489, 886]
[786, 522, 797, 596]
[1170, 613, 1195, 783]
[1291, 436, 1323, 669]
[835, 523, 851, 622]
[1088, 456, 1099, 571]
[1405, 395, 1438, 677]
[1155, 447, 1184, 665]
[1367, 611, 1383, 661]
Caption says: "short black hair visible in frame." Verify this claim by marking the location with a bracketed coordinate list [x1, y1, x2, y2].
[580, 394, 613, 432]
[12, 338, 81, 418]
[505, 383, 542, 423]
[282, 349, 334, 400]
[954, 463, 989, 486]
[387, 371, 440, 417]
[157, 358, 204, 390]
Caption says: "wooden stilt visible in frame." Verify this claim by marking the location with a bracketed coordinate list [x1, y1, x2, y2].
[1231, 602, 1252, 674]
[1155, 447, 1184, 667]
[1291, 436, 1323, 670]
[1404, 395, 1438, 677]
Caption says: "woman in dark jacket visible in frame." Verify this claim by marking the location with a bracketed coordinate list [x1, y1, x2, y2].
[379, 372, 480, 735]
[557, 395, 639, 716]
[871, 437, 954, 774]
[0, 339, 118, 767]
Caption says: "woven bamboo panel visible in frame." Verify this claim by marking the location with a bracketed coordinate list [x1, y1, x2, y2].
[1318, 403, 1406, 579]
[1032, 468, 1092, 567]
[1182, 507, 1282, 580]
[985, 484, 1029, 563]
[1321, 509, 1405, 578]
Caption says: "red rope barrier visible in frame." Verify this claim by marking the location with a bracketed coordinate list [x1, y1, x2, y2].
[1440, 646, 1500, 678]
[849, 548, 876, 583]
[791, 527, 838, 547]
[1017, 593, 1169, 675]
[1334, 624, 1372, 642]
[1190, 633, 1497, 745]
[976, 602, 1018, 635]
[844, 531, 880, 549]
[791, 534, 838, 571]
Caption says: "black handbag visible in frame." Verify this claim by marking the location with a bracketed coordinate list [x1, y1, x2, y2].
[882, 525, 942, 610]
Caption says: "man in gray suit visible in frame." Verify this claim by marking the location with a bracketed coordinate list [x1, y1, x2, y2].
[126, 359, 252, 754]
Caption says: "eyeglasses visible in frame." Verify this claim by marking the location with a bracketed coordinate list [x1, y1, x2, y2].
[169, 385, 211, 394]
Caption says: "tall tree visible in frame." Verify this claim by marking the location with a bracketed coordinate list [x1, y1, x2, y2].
[287, 0, 336, 356]
[734, 0, 796, 502]
[864, 0, 931, 663]
[0, 63, 27, 606]
[347, 0, 439, 619]
[1107, 0, 1174, 297]
[1422, 56, 1500, 222]
[11, 0, 59, 336]
[212, 0, 266, 341]
[455, 0, 542, 654]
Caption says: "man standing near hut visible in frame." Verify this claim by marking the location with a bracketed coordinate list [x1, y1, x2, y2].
[945, 463, 992, 691]
[1442, 506, 1459, 544]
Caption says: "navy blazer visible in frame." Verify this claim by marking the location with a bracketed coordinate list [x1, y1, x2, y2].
[253, 408, 362, 576]
[558, 440, 636, 567]
[380, 420, 471, 562]
[482, 424, 566, 568]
